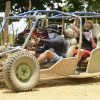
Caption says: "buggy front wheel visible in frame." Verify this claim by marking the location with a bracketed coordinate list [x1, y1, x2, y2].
[3, 51, 40, 92]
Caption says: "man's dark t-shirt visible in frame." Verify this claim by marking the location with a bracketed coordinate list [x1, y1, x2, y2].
[40, 35, 67, 57]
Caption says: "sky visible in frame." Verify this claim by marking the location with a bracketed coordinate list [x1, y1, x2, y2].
[0, 12, 5, 17]
[0, 12, 27, 34]
[9, 18, 27, 34]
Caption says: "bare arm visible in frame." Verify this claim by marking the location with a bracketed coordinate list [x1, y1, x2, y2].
[72, 26, 80, 35]
[40, 36, 63, 46]
[90, 37, 96, 49]
[72, 19, 80, 36]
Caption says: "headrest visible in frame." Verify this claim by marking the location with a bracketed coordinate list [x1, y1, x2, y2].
[64, 29, 74, 38]
[92, 24, 100, 38]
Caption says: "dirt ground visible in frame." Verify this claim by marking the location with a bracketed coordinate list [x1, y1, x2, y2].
[0, 78, 100, 100]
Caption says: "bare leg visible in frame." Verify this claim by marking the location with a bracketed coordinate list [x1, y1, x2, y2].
[74, 49, 85, 61]
[78, 49, 84, 61]
[38, 50, 55, 64]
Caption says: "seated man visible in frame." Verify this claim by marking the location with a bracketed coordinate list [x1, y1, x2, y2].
[73, 20, 96, 60]
[34, 25, 67, 64]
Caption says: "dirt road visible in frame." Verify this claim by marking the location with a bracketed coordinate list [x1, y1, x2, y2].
[0, 78, 100, 100]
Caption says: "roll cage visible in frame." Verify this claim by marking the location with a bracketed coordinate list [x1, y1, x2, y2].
[1, 10, 100, 58]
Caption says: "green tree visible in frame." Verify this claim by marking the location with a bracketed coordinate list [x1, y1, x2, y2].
[62, 0, 100, 13]
[85, 0, 100, 12]
[63, 0, 84, 12]
[0, 0, 63, 14]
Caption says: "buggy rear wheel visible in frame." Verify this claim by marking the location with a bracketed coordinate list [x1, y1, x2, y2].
[3, 51, 40, 92]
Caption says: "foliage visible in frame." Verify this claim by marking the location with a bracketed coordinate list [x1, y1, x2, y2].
[0, 0, 100, 14]
[63, 0, 85, 12]
[85, 0, 100, 12]
[62, 0, 100, 13]
[0, 0, 62, 14]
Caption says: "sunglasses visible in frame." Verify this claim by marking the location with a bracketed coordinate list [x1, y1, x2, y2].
[83, 30, 90, 32]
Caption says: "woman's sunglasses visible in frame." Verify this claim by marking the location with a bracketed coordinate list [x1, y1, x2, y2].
[83, 30, 90, 32]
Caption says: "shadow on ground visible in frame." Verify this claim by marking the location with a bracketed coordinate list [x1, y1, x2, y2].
[0, 83, 6, 89]
[2, 77, 100, 93]
[37, 77, 100, 88]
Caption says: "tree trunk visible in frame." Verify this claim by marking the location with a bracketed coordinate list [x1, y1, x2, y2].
[29, 0, 32, 30]
[3, 0, 11, 44]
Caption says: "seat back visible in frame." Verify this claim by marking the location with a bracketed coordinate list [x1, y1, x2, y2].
[97, 35, 100, 48]
[86, 48, 100, 73]
[64, 28, 74, 38]
[92, 24, 100, 48]
[92, 24, 100, 38]
[64, 28, 78, 48]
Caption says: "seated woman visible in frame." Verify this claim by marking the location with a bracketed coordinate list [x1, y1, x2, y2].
[73, 20, 96, 60]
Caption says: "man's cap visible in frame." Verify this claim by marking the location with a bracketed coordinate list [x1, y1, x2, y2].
[45, 24, 60, 34]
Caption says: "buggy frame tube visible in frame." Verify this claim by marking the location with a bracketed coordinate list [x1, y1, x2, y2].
[0, 19, 7, 35]
[22, 18, 39, 49]
[16, 10, 73, 17]
[0, 11, 83, 61]
[76, 17, 82, 60]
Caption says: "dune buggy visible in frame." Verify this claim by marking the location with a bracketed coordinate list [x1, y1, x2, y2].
[0, 10, 100, 92]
